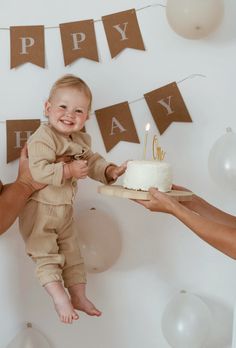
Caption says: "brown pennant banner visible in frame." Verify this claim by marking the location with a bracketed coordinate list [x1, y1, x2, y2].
[10, 26, 45, 69]
[95, 102, 139, 152]
[60, 20, 99, 66]
[144, 82, 192, 135]
[102, 9, 145, 58]
[6, 119, 40, 163]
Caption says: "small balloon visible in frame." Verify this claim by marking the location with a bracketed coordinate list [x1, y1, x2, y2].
[166, 0, 224, 39]
[7, 323, 51, 348]
[208, 128, 236, 190]
[77, 208, 122, 273]
[162, 291, 212, 348]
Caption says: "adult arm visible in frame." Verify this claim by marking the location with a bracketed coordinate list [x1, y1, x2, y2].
[135, 187, 236, 259]
[0, 145, 44, 235]
[173, 184, 236, 228]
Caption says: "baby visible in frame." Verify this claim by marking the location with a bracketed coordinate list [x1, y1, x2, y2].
[19, 74, 126, 324]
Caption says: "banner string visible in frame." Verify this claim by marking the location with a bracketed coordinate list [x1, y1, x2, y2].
[0, 3, 166, 30]
[129, 74, 206, 105]
[0, 74, 206, 124]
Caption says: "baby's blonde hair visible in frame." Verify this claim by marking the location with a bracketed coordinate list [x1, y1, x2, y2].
[48, 74, 92, 111]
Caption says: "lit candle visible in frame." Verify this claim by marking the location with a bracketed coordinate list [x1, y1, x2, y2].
[143, 123, 150, 160]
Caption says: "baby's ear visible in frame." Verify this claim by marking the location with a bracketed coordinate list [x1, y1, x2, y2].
[44, 100, 51, 116]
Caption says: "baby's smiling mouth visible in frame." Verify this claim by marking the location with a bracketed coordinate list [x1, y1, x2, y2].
[60, 119, 74, 125]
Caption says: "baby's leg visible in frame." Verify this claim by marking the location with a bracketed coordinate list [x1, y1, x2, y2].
[19, 203, 78, 323]
[45, 281, 79, 323]
[68, 283, 102, 317]
[58, 206, 101, 317]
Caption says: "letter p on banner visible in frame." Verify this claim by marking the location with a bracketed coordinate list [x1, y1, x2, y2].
[10, 25, 45, 68]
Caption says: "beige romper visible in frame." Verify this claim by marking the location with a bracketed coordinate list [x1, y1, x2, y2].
[19, 124, 112, 288]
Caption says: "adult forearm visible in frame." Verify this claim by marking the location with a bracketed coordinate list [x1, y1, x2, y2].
[186, 195, 236, 228]
[0, 182, 34, 235]
[174, 203, 236, 259]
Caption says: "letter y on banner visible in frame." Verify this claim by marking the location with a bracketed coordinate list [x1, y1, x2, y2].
[102, 9, 145, 58]
[6, 119, 40, 163]
[95, 102, 139, 152]
[10, 26, 45, 68]
[144, 82, 192, 134]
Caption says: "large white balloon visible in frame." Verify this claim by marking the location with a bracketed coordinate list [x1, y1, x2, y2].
[162, 291, 212, 348]
[77, 208, 122, 273]
[208, 128, 236, 190]
[7, 323, 51, 348]
[166, 0, 224, 39]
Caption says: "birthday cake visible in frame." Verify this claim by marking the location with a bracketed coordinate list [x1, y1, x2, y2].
[123, 160, 172, 192]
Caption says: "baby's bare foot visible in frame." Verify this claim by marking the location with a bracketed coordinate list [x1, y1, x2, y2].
[44, 281, 79, 323]
[68, 283, 102, 317]
[54, 294, 79, 323]
[70, 295, 102, 317]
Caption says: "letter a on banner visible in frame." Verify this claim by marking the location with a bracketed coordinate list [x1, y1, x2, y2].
[10, 26, 45, 69]
[6, 119, 40, 163]
[60, 20, 99, 66]
[95, 102, 139, 152]
[144, 82, 192, 134]
[102, 9, 145, 58]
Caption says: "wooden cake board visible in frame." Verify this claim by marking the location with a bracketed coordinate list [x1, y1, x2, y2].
[98, 185, 193, 201]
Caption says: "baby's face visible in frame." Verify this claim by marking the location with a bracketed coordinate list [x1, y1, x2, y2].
[44, 87, 90, 136]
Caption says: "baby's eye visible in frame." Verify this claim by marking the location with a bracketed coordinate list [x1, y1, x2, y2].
[76, 109, 83, 114]
[59, 105, 66, 109]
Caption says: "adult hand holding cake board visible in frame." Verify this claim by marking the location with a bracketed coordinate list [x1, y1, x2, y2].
[134, 184, 236, 259]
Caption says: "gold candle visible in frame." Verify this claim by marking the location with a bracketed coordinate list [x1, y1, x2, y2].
[152, 134, 166, 161]
[142, 123, 150, 160]
[152, 135, 158, 160]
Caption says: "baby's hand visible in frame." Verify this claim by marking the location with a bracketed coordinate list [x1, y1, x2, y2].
[105, 162, 127, 182]
[64, 160, 88, 179]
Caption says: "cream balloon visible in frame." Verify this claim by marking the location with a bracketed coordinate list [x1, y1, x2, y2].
[166, 0, 224, 39]
[7, 323, 51, 348]
[77, 208, 122, 273]
[208, 127, 236, 190]
[162, 291, 212, 348]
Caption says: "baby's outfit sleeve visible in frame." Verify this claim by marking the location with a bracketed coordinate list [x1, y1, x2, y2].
[28, 127, 64, 187]
[79, 132, 116, 184]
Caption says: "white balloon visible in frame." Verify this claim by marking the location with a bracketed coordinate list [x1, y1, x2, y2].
[77, 208, 122, 273]
[166, 0, 224, 39]
[162, 291, 212, 348]
[208, 128, 236, 190]
[7, 323, 51, 348]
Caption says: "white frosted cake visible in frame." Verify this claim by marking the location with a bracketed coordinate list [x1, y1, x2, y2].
[123, 160, 172, 192]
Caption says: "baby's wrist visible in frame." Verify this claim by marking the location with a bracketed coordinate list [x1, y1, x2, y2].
[63, 163, 72, 179]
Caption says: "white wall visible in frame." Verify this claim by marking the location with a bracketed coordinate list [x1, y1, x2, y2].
[0, 1, 236, 347]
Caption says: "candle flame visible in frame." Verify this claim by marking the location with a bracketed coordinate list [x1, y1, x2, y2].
[145, 123, 150, 131]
